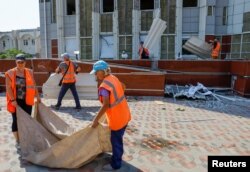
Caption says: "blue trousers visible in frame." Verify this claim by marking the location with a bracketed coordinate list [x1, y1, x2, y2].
[56, 83, 81, 108]
[110, 125, 127, 169]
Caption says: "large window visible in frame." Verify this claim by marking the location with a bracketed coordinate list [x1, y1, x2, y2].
[102, 0, 114, 13]
[231, 35, 241, 59]
[140, 0, 154, 10]
[67, 0, 76, 15]
[242, 33, 250, 59]
[183, 0, 197, 7]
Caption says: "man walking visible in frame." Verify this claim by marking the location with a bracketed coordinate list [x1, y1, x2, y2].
[52, 53, 81, 110]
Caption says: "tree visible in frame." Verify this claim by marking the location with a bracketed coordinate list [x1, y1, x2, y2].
[0, 49, 32, 59]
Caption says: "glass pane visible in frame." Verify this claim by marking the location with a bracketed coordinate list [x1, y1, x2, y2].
[141, 11, 153, 31]
[232, 35, 241, 43]
[243, 33, 250, 42]
[207, 6, 213, 16]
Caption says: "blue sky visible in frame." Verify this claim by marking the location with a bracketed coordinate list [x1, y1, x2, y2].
[0, 0, 40, 32]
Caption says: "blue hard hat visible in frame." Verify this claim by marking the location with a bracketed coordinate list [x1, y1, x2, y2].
[90, 60, 108, 74]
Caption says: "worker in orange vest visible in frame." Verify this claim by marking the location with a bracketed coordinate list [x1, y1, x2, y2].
[52, 53, 81, 110]
[210, 39, 221, 59]
[5, 54, 41, 143]
[139, 41, 149, 59]
[90, 60, 131, 171]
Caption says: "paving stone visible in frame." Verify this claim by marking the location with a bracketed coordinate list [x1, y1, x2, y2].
[0, 95, 249, 171]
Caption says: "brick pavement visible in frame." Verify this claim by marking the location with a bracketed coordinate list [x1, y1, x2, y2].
[0, 95, 249, 172]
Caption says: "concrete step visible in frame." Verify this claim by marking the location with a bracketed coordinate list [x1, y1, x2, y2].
[42, 73, 98, 99]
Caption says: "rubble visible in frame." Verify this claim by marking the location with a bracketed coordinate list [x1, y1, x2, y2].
[165, 83, 250, 111]
[165, 83, 214, 100]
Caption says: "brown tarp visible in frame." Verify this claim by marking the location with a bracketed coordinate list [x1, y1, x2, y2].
[16, 103, 112, 169]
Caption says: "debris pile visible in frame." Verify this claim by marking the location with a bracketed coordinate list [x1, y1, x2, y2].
[165, 83, 250, 111]
[165, 83, 214, 100]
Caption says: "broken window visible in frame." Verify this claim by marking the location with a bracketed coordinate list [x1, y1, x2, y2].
[3, 41, 5, 48]
[32, 39, 35, 45]
[100, 36, 115, 59]
[222, 7, 228, 25]
[140, 0, 154, 10]
[102, 0, 114, 13]
[183, 0, 197, 7]
[67, 0, 76, 15]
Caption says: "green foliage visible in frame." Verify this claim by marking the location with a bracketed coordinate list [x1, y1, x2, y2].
[0, 49, 33, 59]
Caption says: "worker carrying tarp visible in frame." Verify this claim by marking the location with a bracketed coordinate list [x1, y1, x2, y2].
[90, 60, 131, 171]
[16, 102, 112, 169]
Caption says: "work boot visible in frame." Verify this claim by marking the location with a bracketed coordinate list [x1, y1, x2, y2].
[51, 105, 60, 110]
[75, 106, 82, 112]
[102, 164, 116, 171]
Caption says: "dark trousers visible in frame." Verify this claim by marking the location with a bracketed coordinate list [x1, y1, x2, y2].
[56, 83, 81, 108]
[11, 99, 32, 132]
[110, 125, 127, 169]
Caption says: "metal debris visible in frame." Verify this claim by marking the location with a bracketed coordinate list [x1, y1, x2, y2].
[165, 83, 214, 100]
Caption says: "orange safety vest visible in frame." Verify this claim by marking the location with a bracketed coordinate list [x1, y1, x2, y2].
[211, 42, 221, 59]
[62, 60, 76, 83]
[5, 68, 36, 113]
[99, 75, 131, 131]
[139, 47, 149, 59]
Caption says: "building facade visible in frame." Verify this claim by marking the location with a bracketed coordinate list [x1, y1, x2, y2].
[0, 28, 41, 57]
[39, 0, 250, 60]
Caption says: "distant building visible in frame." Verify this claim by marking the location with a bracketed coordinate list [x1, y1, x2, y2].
[0, 28, 41, 57]
[39, 0, 250, 60]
